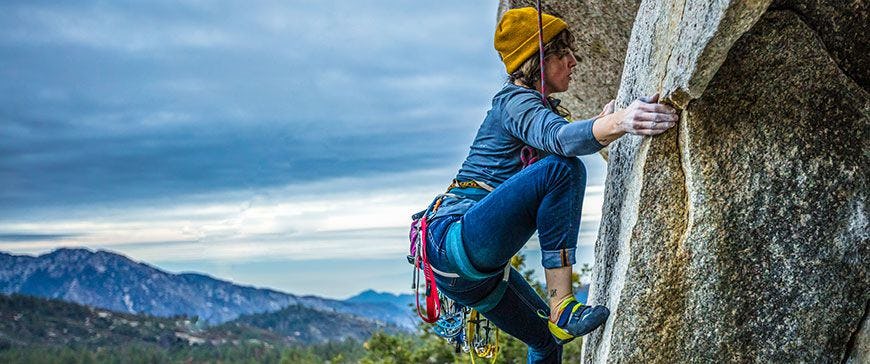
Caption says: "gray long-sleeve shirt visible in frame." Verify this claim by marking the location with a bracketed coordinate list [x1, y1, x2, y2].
[433, 83, 604, 218]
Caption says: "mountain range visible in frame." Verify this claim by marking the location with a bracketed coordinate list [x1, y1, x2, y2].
[0, 248, 415, 331]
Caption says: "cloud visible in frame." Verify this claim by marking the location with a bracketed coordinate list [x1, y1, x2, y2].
[0, 2, 242, 52]
[0, 233, 80, 242]
[0, 163, 605, 263]
[0, 1, 510, 217]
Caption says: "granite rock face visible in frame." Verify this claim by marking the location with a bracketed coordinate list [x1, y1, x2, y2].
[770, 0, 869, 90]
[500, 0, 868, 362]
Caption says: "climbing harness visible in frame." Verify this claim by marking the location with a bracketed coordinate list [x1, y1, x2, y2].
[407, 185, 503, 362]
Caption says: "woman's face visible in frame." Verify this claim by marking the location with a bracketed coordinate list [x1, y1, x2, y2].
[543, 52, 577, 95]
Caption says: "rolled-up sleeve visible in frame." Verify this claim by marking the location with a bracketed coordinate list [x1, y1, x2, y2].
[502, 93, 604, 156]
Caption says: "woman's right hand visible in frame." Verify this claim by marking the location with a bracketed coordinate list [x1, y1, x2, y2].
[616, 93, 679, 136]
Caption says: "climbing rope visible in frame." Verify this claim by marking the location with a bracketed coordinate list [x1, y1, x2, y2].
[536, 0, 547, 105]
[520, 0, 555, 168]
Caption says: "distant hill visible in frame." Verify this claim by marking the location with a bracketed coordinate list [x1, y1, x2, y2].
[346, 289, 414, 307]
[345, 289, 415, 320]
[218, 303, 400, 345]
[0, 248, 415, 330]
[0, 293, 387, 350]
[0, 293, 261, 349]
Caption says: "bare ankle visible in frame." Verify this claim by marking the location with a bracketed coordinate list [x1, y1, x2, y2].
[544, 266, 575, 322]
[548, 293, 573, 321]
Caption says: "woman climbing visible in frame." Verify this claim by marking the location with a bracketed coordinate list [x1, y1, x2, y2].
[418, 7, 679, 363]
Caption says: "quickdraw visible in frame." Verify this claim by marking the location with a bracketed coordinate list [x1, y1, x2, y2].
[433, 298, 466, 352]
[434, 301, 501, 363]
[467, 309, 499, 362]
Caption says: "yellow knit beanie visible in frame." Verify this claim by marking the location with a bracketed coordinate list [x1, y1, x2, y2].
[495, 7, 568, 74]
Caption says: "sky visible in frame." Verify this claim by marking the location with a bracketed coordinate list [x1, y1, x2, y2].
[0, 0, 608, 299]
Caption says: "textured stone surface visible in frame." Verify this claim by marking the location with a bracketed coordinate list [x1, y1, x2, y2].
[615, 0, 772, 108]
[770, 0, 869, 91]
[570, 1, 870, 363]
[848, 311, 870, 363]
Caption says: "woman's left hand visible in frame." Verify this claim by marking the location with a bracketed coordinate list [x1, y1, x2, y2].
[616, 93, 678, 136]
[591, 94, 678, 146]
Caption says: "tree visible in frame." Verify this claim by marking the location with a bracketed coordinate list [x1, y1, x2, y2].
[363, 253, 594, 363]
[360, 332, 414, 364]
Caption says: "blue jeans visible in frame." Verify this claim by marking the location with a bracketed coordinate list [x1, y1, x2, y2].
[426, 155, 587, 364]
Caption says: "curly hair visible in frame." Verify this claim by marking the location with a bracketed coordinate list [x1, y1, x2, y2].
[508, 29, 577, 90]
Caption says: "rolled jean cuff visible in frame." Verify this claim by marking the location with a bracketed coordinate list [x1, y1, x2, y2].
[541, 247, 576, 269]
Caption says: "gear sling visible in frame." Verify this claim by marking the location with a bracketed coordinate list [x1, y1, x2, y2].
[408, 179, 506, 359]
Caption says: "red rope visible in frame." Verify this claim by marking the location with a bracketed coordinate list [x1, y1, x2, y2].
[536, 0, 546, 104]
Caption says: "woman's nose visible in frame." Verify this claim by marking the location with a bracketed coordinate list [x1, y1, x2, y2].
[568, 53, 578, 68]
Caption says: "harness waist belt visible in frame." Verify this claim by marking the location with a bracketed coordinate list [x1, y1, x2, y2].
[448, 179, 494, 192]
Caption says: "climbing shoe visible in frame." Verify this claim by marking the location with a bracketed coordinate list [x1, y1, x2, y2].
[547, 296, 610, 345]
